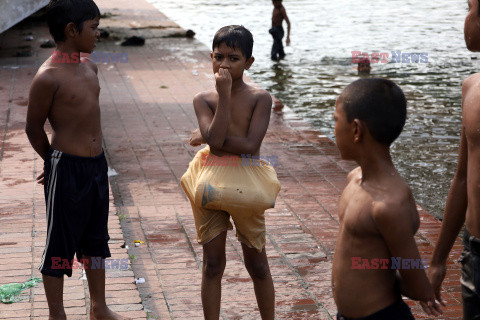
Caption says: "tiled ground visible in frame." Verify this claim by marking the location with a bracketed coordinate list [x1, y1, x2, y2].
[0, 0, 464, 319]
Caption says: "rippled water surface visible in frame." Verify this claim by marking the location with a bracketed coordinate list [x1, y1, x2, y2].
[149, 0, 480, 219]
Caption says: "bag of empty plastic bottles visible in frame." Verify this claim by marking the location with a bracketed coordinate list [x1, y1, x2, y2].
[0, 277, 42, 303]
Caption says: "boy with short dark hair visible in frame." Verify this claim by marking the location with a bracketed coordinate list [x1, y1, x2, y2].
[357, 59, 371, 76]
[269, 0, 291, 61]
[332, 78, 442, 319]
[428, 1, 480, 318]
[181, 25, 281, 320]
[26, 0, 128, 319]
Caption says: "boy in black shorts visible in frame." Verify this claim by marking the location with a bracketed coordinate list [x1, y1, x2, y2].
[332, 79, 442, 319]
[270, 0, 291, 61]
[26, 0, 128, 319]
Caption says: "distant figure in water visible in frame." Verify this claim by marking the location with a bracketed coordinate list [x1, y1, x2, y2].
[269, 0, 290, 61]
[358, 59, 371, 76]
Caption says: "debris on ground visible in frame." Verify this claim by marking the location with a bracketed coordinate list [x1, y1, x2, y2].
[40, 39, 56, 48]
[121, 36, 145, 46]
[100, 12, 115, 19]
[0, 278, 42, 303]
[99, 29, 110, 39]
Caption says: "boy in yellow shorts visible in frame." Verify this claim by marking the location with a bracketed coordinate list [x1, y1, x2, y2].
[181, 25, 281, 320]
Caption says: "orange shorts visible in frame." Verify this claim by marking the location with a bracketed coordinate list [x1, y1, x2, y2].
[180, 146, 281, 251]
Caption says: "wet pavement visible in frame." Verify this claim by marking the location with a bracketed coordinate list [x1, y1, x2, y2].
[0, 0, 464, 319]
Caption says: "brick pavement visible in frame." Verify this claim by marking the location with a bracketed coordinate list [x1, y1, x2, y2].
[0, 0, 464, 319]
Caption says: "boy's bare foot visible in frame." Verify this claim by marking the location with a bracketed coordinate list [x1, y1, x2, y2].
[90, 306, 132, 320]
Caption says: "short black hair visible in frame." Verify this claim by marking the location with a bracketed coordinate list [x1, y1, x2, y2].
[341, 78, 407, 146]
[212, 25, 254, 60]
[47, 0, 100, 42]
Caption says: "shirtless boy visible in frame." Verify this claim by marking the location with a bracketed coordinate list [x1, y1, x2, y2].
[181, 25, 281, 319]
[25, 0, 127, 319]
[428, 1, 480, 318]
[332, 78, 442, 319]
[269, 0, 291, 61]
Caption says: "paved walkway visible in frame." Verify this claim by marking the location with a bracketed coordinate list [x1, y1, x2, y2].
[0, 0, 464, 319]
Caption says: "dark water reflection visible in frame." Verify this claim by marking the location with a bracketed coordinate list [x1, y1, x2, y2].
[149, 0, 480, 219]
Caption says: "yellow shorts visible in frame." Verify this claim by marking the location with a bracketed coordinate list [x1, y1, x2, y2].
[180, 146, 281, 251]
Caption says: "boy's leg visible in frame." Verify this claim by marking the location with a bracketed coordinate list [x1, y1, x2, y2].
[270, 28, 280, 61]
[84, 256, 130, 320]
[271, 39, 278, 61]
[278, 28, 285, 59]
[202, 231, 227, 320]
[278, 41, 286, 59]
[241, 244, 275, 320]
[42, 275, 66, 320]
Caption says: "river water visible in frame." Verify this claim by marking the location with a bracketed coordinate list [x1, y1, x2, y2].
[148, 0, 479, 219]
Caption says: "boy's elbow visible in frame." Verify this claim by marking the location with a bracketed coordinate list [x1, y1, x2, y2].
[245, 141, 261, 155]
[25, 124, 34, 138]
[208, 141, 223, 150]
[205, 135, 224, 150]
[25, 124, 42, 141]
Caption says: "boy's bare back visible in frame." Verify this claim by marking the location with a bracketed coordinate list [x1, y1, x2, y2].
[27, 56, 102, 158]
[333, 167, 420, 316]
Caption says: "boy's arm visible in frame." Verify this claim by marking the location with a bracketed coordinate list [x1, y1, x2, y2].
[428, 124, 468, 302]
[25, 71, 57, 161]
[217, 92, 272, 155]
[373, 201, 442, 316]
[282, 7, 291, 45]
[193, 69, 232, 149]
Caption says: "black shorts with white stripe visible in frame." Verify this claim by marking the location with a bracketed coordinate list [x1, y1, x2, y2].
[39, 149, 111, 278]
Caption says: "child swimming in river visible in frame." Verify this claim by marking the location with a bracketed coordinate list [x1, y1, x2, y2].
[180, 25, 281, 319]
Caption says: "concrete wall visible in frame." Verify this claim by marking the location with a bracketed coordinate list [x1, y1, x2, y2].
[0, 0, 49, 34]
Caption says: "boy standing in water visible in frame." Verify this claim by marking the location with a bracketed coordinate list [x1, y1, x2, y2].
[332, 78, 442, 319]
[269, 0, 291, 61]
[428, 0, 480, 318]
[26, 0, 127, 319]
[181, 25, 281, 319]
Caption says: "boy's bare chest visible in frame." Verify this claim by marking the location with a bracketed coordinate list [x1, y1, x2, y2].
[272, 8, 283, 23]
[339, 183, 378, 236]
[209, 98, 255, 134]
[58, 69, 99, 102]
[51, 70, 101, 122]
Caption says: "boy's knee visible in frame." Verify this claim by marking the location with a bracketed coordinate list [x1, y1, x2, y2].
[203, 257, 226, 278]
[245, 260, 270, 280]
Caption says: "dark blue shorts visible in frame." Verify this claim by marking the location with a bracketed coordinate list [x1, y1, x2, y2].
[337, 299, 414, 320]
[460, 228, 480, 320]
[38, 149, 111, 278]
